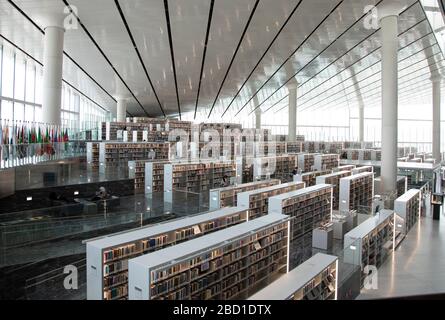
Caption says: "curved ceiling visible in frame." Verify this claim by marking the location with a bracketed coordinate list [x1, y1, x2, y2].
[0, 0, 443, 120]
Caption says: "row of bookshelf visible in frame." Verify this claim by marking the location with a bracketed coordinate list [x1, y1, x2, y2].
[253, 155, 298, 182]
[237, 182, 306, 220]
[344, 210, 395, 286]
[339, 172, 374, 213]
[394, 189, 421, 234]
[97, 142, 171, 172]
[294, 169, 332, 187]
[209, 179, 281, 210]
[268, 184, 333, 245]
[164, 162, 236, 193]
[86, 207, 249, 300]
[313, 154, 339, 171]
[128, 214, 290, 300]
[316, 171, 352, 210]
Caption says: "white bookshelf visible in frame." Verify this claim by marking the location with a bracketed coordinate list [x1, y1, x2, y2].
[85, 206, 250, 300]
[237, 181, 306, 220]
[314, 154, 339, 171]
[163, 161, 236, 193]
[294, 169, 332, 187]
[343, 210, 395, 285]
[98, 142, 171, 173]
[128, 214, 291, 300]
[298, 153, 320, 172]
[339, 172, 374, 213]
[316, 171, 352, 211]
[351, 165, 373, 175]
[394, 189, 421, 234]
[252, 155, 297, 181]
[209, 179, 281, 210]
[334, 164, 355, 172]
[374, 176, 407, 197]
[268, 184, 333, 246]
[248, 253, 338, 300]
[144, 161, 171, 193]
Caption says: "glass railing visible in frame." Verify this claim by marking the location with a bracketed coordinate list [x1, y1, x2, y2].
[0, 189, 207, 299]
[0, 141, 86, 169]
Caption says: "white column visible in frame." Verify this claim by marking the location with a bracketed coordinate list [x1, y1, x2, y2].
[254, 96, 261, 130]
[359, 102, 364, 145]
[42, 21, 65, 125]
[116, 98, 127, 122]
[379, 6, 400, 200]
[432, 76, 442, 163]
[287, 80, 298, 142]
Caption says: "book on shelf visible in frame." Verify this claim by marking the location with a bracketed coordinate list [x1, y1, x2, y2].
[339, 172, 374, 213]
[209, 179, 281, 210]
[237, 181, 306, 220]
[394, 189, 421, 235]
[86, 207, 250, 300]
[248, 253, 338, 300]
[268, 184, 333, 247]
[128, 214, 291, 300]
[343, 210, 394, 286]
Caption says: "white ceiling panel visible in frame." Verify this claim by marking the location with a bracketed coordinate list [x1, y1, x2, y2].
[119, 0, 176, 115]
[227, 0, 342, 115]
[208, 0, 297, 116]
[168, 0, 211, 117]
[196, 0, 256, 114]
[68, 0, 156, 116]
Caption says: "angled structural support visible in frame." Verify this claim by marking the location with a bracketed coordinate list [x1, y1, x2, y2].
[432, 75, 442, 164]
[42, 14, 65, 125]
[287, 79, 298, 142]
[379, 3, 401, 206]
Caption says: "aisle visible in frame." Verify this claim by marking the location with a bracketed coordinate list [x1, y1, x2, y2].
[357, 215, 445, 299]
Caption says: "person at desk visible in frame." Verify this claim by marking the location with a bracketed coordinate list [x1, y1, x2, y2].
[91, 186, 108, 201]
[220, 175, 230, 187]
[290, 167, 298, 180]
[148, 148, 156, 160]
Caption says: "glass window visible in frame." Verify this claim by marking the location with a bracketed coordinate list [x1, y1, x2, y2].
[25, 62, 36, 103]
[34, 106, 42, 122]
[1, 47, 14, 98]
[14, 103, 24, 122]
[14, 57, 25, 101]
[25, 104, 34, 121]
[35, 68, 43, 105]
[1, 100, 13, 121]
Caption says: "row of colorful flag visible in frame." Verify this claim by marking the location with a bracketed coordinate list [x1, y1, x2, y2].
[0, 120, 70, 146]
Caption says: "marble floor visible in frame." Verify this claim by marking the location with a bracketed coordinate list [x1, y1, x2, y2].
[358, 213, 445, 299]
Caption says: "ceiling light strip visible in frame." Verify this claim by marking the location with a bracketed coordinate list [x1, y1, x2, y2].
[194, 0, 215, 120]
[206, 0, 260, 119]
[63, 0, 149, 116]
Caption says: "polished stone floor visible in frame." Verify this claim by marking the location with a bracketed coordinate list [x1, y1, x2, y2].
[358, 211, 445, 299]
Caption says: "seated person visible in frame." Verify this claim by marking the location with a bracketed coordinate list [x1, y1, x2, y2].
[220, 175, 230, 187]
[148, 149, 156, 160]
[90, 186, 109, 201]
[49, 192, 69, 205]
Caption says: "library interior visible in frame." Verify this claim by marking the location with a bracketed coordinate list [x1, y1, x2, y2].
[1, 0, 445, 302]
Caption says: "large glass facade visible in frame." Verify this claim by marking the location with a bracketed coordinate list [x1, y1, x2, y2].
[0, 42, 109, 130]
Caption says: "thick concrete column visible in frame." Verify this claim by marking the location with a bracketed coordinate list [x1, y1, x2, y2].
[358, 101, 365, 145]
[116, 98, 128, 122]
[287, 80, 298, 142]
[42, 16, 65, 125]
[379, 4, 400, 201]
[432, 76, 442, 163]
[253, 96, 261, 130]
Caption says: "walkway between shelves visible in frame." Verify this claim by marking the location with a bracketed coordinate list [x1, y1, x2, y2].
[357, 212, 445, 299]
